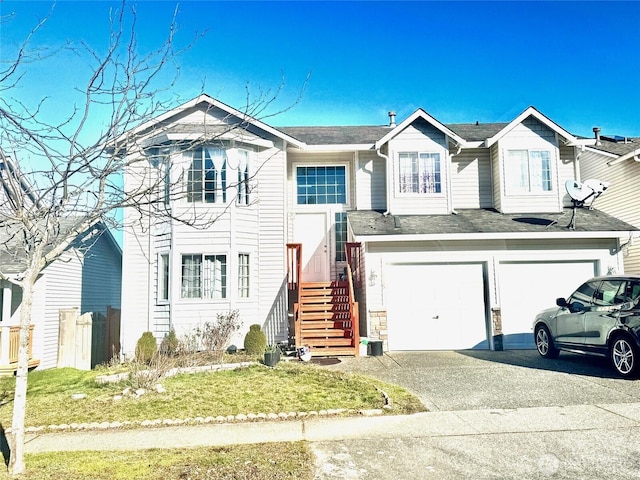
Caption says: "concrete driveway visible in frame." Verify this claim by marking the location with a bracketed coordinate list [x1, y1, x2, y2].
[328, 349, 640, 411]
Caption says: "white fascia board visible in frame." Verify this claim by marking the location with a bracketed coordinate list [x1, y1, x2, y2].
[485, 106, 578, 148]
[607, 148, 640, 166]
[375, 109, 468, 150]
[352, 230, 635, 243]
[299, 144, 374, 152]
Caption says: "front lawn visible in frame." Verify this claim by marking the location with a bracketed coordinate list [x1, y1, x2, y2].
[0, 360, 425, 428]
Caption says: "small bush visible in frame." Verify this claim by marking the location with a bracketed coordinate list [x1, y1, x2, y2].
[160, 329, 179, 356]
[135, 331, 157, 364]
[196, 310, 242, 362]
[244, 324, 267, 355]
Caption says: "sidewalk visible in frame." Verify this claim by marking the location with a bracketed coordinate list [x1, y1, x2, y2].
[24, 402, 640, 454]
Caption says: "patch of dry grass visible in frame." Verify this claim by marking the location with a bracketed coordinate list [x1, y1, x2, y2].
[0, 442, 314, 480]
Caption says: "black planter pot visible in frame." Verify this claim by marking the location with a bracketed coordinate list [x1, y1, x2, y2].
[263, 351, 280, 367]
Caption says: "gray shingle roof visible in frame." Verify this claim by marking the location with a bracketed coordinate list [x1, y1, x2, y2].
[279, 122, 512, 146]
[347, 208, 638, 237]
[588, 137, 639, 157]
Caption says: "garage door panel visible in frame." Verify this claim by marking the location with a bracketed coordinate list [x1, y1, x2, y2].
[386, 263, 488, 350]
[499, 261, 597, 349]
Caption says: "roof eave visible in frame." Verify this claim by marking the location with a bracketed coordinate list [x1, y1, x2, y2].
[352, 230, 635, 243]
[607, 148, 640, 166]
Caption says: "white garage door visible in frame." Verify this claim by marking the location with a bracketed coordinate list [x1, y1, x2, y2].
[386, 263, 488, 350]
[499, 261, 597, 349]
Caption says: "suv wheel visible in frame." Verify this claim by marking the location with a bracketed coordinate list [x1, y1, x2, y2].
[535, 324, 559, 359]
[610, 336, 638, 378]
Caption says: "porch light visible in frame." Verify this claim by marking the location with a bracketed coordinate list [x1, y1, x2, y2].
[368, 270, 377, 287]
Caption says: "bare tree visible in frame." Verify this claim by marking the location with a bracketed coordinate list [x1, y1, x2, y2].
[0, 1, 301, 474]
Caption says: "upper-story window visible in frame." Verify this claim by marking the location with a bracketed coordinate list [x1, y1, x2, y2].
[187, 147, 227, 203]
[398, 152, 441, 194]
[506, 149, 552, 194]
[297, 166, 346, 205]
[236, 149, 250, 206]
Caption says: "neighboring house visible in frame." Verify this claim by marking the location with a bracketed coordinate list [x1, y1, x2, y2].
[0, 158, 123, 371]
[119, 95, 637, 357]
[577, 130, 640, 275]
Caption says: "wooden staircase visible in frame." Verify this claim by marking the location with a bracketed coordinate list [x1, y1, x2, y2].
[295, 281, 359, 356]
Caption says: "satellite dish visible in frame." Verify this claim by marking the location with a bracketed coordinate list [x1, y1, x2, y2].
[565, 179, 609, 206]
[560, 179, 610, 230]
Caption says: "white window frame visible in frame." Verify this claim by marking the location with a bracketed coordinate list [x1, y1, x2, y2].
[186, 147, 228, 204]
[295, 163, 349, 207]
[238, 253, 250, 299]
[180, 253, 227, 300]
[397, 151, 442, 195]
[505, 149, 553, 195]
[157, 252, 170, 304]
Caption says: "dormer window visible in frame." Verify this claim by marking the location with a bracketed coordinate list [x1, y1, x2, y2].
[398, 152, 441, 194]
[506, 149, 552, 194]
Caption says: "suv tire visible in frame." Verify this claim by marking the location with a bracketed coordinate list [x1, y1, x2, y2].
[535, 324, 559, 359]
[610, 336, 638, 378]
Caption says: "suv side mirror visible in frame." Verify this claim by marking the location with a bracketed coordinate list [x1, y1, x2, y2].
[556, 298, 568, 308]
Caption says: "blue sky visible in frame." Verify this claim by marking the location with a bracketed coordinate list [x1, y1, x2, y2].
[2, 0, 639, 138]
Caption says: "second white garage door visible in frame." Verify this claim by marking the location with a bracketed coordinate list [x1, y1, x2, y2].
[499, 261, 597, 349]
[386, 263, 488, 350]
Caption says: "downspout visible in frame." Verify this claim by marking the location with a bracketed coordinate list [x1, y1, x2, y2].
[449, 144, 462, 214]
[375, 147, 391, 215]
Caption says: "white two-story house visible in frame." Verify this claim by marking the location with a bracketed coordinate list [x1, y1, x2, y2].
[119, 94, 637, 357]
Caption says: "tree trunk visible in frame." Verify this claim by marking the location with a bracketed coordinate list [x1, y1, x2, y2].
[8, 272, 36, 476]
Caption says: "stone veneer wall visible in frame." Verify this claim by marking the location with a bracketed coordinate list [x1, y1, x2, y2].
[368, 309, 388, 351]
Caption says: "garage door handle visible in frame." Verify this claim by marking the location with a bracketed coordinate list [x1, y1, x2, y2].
[432, 315, 439, 319]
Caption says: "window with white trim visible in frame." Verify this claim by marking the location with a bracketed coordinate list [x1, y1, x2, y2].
[158, 253, 170, 302]
[296, 166, 347, 205]
[238, 253, 250, 298]
[187, 147, 227, 203]
[398, 152, 441, 194]
[236, 149, 250, 205]
[181, 254, 227, 299]
[506, 149, 552, 194]
[335, 213, 347, 262]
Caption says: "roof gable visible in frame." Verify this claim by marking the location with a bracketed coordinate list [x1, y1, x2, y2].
[485, 106, 578, 147]
[116, 94, 306, 149]
[374, 109, 468, 150]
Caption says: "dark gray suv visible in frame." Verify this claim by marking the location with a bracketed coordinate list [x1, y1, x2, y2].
[533, 276, 640, 378]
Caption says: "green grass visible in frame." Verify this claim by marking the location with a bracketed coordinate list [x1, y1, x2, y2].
[0, 442, 314, 480]
[0, 361, 425, 428]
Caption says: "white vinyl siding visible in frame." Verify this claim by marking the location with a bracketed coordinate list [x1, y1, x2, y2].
[580, 149, 640, 275]
[451, 148, 492, 209]
[356, 152, 386, 211]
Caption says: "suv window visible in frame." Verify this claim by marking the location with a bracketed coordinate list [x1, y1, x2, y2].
[569, 281, 598, 306]
[594, 279, 626, 306]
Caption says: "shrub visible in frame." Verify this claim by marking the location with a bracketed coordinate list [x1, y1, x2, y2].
[135, 331, 157, 364]
[244, 324, 267, 356]
[160, 329, 179, 356]
[197, 310, 242, 362]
